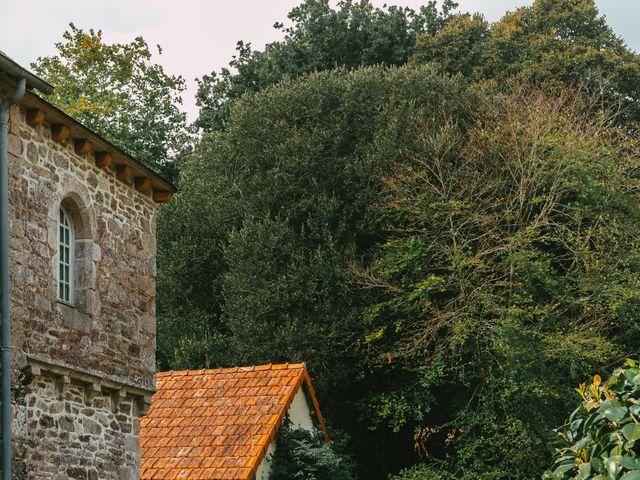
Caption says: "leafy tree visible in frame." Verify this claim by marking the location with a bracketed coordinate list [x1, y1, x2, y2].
[195, 0, 458, 131]
[545, 359, 640, 479]
[412, 0, 640, 127]
[158, 65, 475, 478]
[32, 23, 188, 178]
[162, 61, 640, 478]
[359, 86, 640, 479]
[270, 419, 355, 480]
[411, 13, 489, 78]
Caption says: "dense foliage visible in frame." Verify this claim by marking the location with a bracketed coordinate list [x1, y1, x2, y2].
[269, 420, 355, 480]
[412, 0, 640, 127]
[158, 66, 475, 476]
[159, 60, 640, 477]
[194, 0, 458, 131]
[156, 0, 640, 478]
[32, 23, 188, 178]
[358, 85, 640, 479]
[545, 360, 640, 479]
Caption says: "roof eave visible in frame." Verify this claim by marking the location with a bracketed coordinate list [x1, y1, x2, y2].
[0, 52, 53, 95]
[20, 91, 177, 195]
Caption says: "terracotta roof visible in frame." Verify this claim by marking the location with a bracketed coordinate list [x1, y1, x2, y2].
[140, 363, 328, 480]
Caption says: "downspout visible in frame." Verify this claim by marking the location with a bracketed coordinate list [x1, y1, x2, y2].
[0, 77, 25, 480]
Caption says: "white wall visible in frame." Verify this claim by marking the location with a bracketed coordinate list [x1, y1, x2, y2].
[255, 387, 315, 480]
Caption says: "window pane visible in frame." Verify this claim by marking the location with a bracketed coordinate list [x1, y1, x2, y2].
[58, 207, 74, 303]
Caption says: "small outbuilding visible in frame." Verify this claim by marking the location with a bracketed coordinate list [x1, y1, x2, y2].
[140, 363, 328, 480]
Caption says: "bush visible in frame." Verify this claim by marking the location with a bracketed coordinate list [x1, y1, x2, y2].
[545, 359, 640, 479]
[269, 419, 355, 480]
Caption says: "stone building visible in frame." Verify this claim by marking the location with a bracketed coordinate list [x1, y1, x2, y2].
[0, 52, 175, 479]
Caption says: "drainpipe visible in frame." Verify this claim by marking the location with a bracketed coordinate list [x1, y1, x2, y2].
[0, 77, 25, 480]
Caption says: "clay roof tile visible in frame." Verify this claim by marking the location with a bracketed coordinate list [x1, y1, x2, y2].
[140, 363, 327, 480]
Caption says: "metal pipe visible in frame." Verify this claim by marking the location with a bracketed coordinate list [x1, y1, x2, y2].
[0, 77, 25, 480]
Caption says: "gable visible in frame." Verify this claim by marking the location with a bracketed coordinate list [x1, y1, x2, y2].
[140, 363, 327, 480]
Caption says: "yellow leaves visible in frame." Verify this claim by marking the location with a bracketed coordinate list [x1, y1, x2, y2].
[365, 326, 386, 344]
[576, 374, 618, 406]
[578, 448, 589, 462]
[590, 374, 601, 397]
[68, 97, 108, 117]
[576, 382, 589, 401]
[81, 36, 92, 50]
[603, 384, 617, 401]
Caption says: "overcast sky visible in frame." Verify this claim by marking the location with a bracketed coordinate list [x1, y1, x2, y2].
[1, 0, 637, 121]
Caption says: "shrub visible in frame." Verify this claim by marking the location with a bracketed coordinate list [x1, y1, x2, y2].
[545, 359, 640, 479]
[269, 419, 355, 480]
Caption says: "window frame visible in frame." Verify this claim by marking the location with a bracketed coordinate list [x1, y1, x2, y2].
[57, 206, 74, 305]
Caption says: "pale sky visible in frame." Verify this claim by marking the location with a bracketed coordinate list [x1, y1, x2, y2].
[1, 1, 637, 122]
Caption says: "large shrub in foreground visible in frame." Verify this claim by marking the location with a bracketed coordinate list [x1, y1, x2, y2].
[545, 360, 640, 479]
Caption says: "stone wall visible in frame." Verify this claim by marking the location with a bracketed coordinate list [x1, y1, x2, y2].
[13, 373, 141, 480]
[1, 77, 159, 479]
[7, 100, 157, 389]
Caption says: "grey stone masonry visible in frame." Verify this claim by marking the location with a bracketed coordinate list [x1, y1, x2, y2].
[14, 370, 144, 480]
[0, 75, 163, 479]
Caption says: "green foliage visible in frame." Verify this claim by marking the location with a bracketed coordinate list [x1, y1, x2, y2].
[390, 463, 455, 480]
[160, 61, 640, 477]
[360, 85, 640, 479]
[158, 65, 475, 477]
[32, 23, 188, 178]
[270, 419, 355, 480]
[545, 360, 640, 479]
[195, 0, 458, 131]
[161, 59, 640, 477]
[159, 2, 640, 477]
[412, 0, 640, 127]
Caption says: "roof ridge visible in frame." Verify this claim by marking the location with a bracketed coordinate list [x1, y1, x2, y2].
[155, 362, 308, 378]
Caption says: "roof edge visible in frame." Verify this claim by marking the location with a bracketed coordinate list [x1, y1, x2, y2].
[302, 367, 330, 442]
[246, 363, 330, 477]
[0, 52, 53, 95]
[20, 91, 176, 195]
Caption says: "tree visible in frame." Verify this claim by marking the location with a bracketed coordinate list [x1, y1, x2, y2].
[412, 0, 640, 127]
[358, 86, 640, 478]
[270, 420, 355, 480]
[158, 1, 640, 477]
[32, 23, 188, 178]
[195, 0, 458, 131]
[158, 65, 475, 478]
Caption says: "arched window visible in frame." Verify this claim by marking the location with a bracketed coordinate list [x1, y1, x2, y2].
[58, 206, 74, 303]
